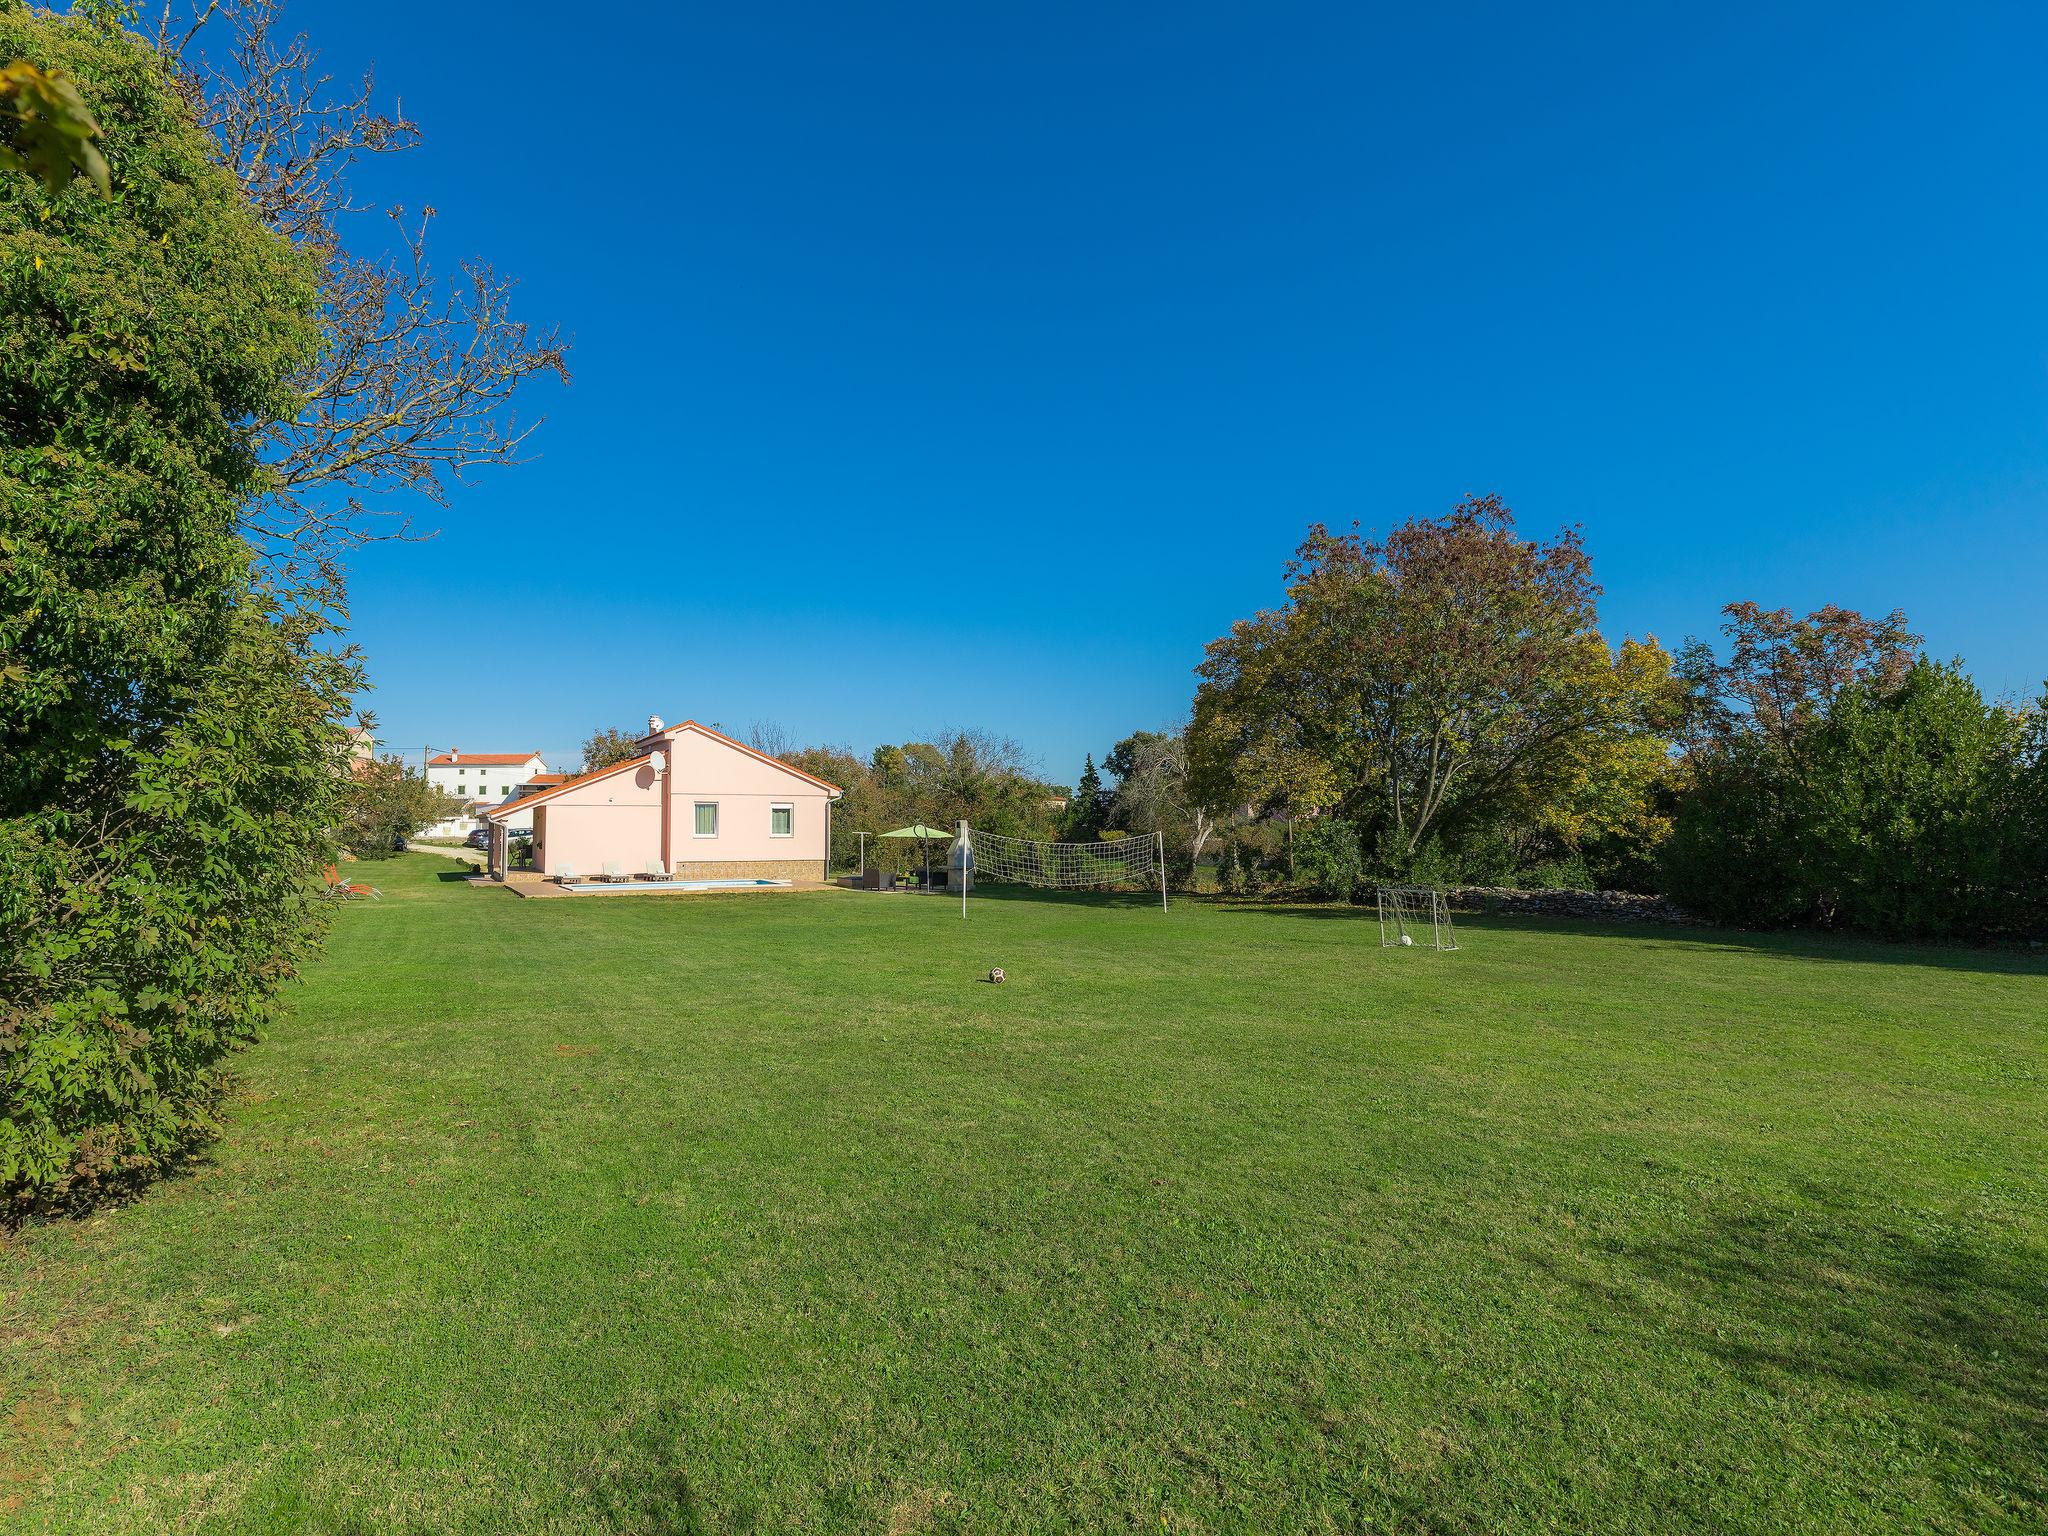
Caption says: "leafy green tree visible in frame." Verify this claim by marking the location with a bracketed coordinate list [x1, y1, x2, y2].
[1, 10, 356, 1208]
[1290, 817, 1365, 901]
[1107, 727, 1217, 886]
[2012, 689, 2048, 937]
[1192, 498, 1663, 870]
[342, 757, 463, 858]
[1, 52, 107, 194]
[779, 744, 871, 872]
[580, 724, 642, 772]
[1663, 661, 2043, 937]
[1061, 754, 1106, 841]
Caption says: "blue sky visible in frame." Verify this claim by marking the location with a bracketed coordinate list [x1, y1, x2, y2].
[288, 1, 2046, 779]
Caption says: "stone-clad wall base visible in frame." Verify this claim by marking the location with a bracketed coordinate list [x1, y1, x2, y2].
[675, 859, 821, 882]
[1442, 887, 1696, 924]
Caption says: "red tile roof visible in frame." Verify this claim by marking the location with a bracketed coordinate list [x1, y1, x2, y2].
[429, 752, 542, 766]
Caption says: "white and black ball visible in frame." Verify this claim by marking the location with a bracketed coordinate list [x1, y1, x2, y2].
[988, 967, 1007, 984]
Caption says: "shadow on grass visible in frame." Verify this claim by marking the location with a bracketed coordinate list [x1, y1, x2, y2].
[584, 1413, 716, 1536]
[960, 883, 1173, 912]
[1223, 897, 2048, 978]
[1559, 1191, 2048, 1515]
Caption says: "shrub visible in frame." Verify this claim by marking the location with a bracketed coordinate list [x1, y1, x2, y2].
[1, 13, 351, 1211]
[1215, 842, 1245, 895]
[1292, 818, 1365, 901]
[1662, 662, 2043, 938]
[343, 757, 462, 859]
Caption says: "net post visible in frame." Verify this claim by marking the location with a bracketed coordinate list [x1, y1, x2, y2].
[958, 819, 968, 920]
[1157, 830, 1168, 912]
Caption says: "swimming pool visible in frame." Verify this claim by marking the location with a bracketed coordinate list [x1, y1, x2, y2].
[563, 878, 791, 894]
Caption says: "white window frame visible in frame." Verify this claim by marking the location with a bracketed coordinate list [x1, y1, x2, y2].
[693, 801, 719, 838]
[770, 802, 794, 838]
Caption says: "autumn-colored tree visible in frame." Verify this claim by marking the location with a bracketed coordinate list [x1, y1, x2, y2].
[768, 733, 1065, 874]
[1677, 602, 1919, 748]
[1191, 497, 1664, 865]
[1513, 636, 1687, 877]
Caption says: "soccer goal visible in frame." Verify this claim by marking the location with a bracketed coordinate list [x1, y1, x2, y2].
[955, 821, 1168, 916]
[1377, 885, 1459, 951]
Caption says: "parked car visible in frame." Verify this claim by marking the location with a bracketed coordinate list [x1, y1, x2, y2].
[464, 827, 491, 850]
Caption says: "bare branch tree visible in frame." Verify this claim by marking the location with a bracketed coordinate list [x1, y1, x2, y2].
[1109, 726, 1217, 874]
[153, 0, 569, 584]
[745, 721, 794, 759]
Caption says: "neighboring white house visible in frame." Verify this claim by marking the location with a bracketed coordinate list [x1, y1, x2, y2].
[424, 750, 548, 837]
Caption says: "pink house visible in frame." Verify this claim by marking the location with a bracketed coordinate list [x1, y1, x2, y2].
[482, 718, 841, 883]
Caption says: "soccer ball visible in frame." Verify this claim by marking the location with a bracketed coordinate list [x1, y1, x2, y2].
[988, 967, 1006, 984]
[1399, 935, 1414, 947]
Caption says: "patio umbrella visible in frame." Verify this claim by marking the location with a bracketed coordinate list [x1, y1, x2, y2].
[878, 823, 954, 886]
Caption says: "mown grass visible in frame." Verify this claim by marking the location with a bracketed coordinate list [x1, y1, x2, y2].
[4, 854, 2044, 1533]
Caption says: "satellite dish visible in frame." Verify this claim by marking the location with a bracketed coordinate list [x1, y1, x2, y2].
[646, 714, 665, 733]
[650, 750, 667, 776]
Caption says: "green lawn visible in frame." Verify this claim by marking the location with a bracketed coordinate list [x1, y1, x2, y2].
[4, 855, 2044, 1533]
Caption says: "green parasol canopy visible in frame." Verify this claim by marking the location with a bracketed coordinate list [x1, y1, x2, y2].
[878, 824, 953, 839]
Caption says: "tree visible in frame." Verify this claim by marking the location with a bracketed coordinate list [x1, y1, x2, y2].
[148, 0, 568, 583]
[1678, 602, 1919, 748]
[341, 756, 463, 857]
[745, 720, 794, 758]
[1505, 635, 1687, 888]
[3, 9, 357, 1208]
[1290, 817, 1364, 900]
[580, 724, 642, 772]
[1062, 754, 1106, 841]
[1107, 727, 1218, 885]
[779, 743, 870, 871]
[1, 53, 108, 193]
[1192, 497, 1651, 866]
[1662, 661, 2043, 937]
[762, 732, 1067, 875]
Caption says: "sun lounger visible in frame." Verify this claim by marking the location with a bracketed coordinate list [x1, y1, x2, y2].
[642, 861, 670, 880]
[552, 864, 576, 883]
[601, 862, 629, 883]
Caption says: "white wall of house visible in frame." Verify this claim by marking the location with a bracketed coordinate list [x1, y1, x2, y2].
[425, 751, 546, 836]
[426, 752, 545, 804]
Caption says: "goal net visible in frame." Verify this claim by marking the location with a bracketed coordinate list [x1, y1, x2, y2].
[957, 824, 1168, 912]
[1376, 885, 1459, 951]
